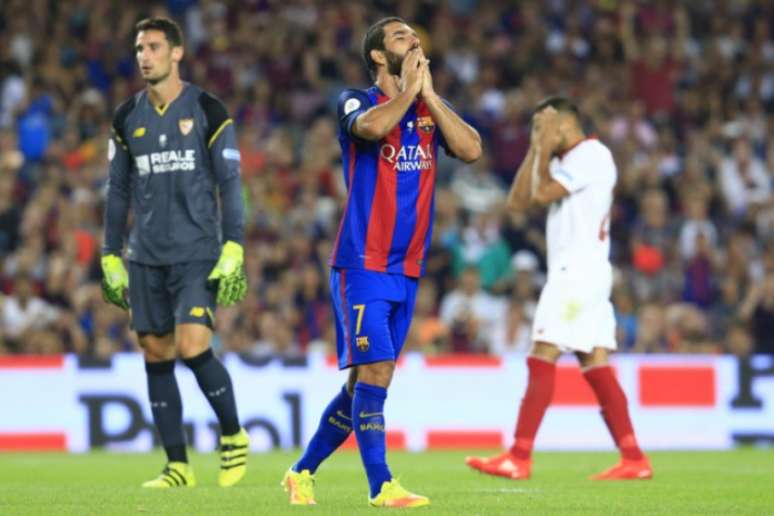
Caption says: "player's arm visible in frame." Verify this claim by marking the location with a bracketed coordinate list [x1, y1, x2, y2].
[532, 175, 570, 207]
[508, 114, 566, 211]
[103, 135, 131, 255]
[420, 66, 481, 163]
[505, 146, 537, 213]
[531, 147, 569, 207]
[531, 109, 570, 207]
[506, 146, 565, 210]
[200, 92, 244, 246]
[350, 48, 425, 141]
[351, 90, 416, 141]
[101, 100, 134, 310]
[200, 92, 247, 307]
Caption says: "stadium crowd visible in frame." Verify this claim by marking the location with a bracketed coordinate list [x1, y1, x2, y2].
[0, 0, 773, 358]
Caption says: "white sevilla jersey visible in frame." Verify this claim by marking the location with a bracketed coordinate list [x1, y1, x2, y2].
[546, 138, 616, 273]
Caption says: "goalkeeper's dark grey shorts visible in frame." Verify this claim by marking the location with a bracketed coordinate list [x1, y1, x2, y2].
[127, 260, 217, 335]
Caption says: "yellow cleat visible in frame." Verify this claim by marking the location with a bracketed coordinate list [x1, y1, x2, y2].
[141, 462, 196, 488]
[218, 428, 249, 487]
[369, 479, 430, 508]
[281, 468, 317, 505]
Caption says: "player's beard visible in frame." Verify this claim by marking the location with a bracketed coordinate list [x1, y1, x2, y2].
[142, 55, 173, 86]
[384, 50, 404, 76]
[146, 66, 171, 86]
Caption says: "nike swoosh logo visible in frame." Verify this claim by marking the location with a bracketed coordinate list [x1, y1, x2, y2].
[359, 411, 383, 418]
[336, 410, 352, 421]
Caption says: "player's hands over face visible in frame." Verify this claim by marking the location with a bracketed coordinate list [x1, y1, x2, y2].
[418, 49, 435, 99]
[537, 107, 561, 153]
[530, 114, 542, 146]
[401, 48, 426, 97]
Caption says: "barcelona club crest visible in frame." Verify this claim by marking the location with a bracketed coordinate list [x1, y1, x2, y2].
[417, 116, 435, 133]
[179, 118, 194, 135]
[356, 336, 370, 352]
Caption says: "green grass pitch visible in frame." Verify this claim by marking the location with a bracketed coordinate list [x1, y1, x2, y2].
[1, 450, 772, 515]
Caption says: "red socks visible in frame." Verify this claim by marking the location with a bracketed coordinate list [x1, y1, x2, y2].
[509, 356, 556, 460]
[509, 358, 643, 462]
[583, 365, 644, 461]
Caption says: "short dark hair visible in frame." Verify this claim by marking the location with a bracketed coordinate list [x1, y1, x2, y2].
[135, 17, 184, 48]
[362, 16, 406, 78]
[534, 96, 581, 123]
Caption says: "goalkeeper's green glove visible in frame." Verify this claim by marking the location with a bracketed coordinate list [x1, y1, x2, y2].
[208, 241, 248, 307]
[100, 254, 129, 310]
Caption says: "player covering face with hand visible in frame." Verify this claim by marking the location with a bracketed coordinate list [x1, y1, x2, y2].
[466, 98, 653, 481]
[282, 17, 481, 508]
[101, 17, 249, 488]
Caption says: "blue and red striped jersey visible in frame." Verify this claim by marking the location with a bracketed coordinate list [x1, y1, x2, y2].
[329, 86, 452, 278]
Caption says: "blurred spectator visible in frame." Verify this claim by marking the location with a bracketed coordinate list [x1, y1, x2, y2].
[718, 139, 770, 218]
[449, 153, 505, 214]
[633, 302, 667, 353]
[450, 209, 512, 291]
[0, 273, 59, 350]
[405, 282, 449, 354]
[0, 0, 772, 357]
[439, 266, 505, 353]
[613, 284, 638, 351]
[630, 188, 679, 302]
[490, 298, 531, 355]
[738, 271, 774, 355]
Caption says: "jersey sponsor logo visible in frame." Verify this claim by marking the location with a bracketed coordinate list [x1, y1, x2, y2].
[136, 150, 197, 176]
[222, 148, 240, 161]
[356, 335, 370, 352]
[336, 410, 352, 421]
[344, 98, 361, 115]
[379, 143, 434, 172]
[561, 300, 582, 322]
[189, 307, 205, 317]
[327, 415, 351, 432]
[178, 118, 194, 135]
[132, 127, 146, 138]
[359, 422, 385, 432]
[417, 115, 435, 133]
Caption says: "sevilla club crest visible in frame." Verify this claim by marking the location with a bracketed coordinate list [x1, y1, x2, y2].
[179, 118, 194, 135]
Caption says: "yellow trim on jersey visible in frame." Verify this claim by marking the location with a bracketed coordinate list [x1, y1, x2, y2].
[154, 102, 171, 116]
[208, 118, 233, 148]
[112, 129, 128, 150]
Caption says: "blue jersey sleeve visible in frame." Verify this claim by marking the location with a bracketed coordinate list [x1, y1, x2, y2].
[337, 89, 372, 141]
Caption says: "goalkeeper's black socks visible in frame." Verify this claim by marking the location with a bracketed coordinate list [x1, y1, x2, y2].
[183, 348, 241, 436]
[145, 360, 188, 463]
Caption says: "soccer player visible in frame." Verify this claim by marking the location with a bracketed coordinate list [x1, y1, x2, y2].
[466, 98, 653, 481]
[282, 17, 481, 508]
[101, 17, 249, 488]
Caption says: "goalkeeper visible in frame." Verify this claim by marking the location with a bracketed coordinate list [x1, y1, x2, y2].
[101, 17, 248, 488]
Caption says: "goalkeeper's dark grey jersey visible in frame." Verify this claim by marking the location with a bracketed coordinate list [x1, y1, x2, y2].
[103, 82, 244, 265]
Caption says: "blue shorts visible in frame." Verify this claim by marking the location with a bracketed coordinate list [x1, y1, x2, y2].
[329, 268, 419, 370]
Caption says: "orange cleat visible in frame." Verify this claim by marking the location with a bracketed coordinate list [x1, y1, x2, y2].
[465, 451, 531, 480]
[590, 457, 653, 480]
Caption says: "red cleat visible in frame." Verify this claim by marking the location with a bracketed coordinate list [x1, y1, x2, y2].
[465, 452, 531, 480]
[590, 457, 653, 480]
